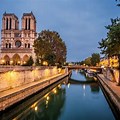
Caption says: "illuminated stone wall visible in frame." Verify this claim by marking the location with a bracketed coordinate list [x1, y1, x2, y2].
[0, 66, 60, 92]
[102, 68, 119, 83]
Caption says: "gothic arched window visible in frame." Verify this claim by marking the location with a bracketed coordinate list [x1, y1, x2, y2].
[9, 43, 11, 48]
[6, 18, 8, 30]
[25, 18, 27, 30]
[10, 18, 12, 29]
[28, 18, 30, 30]
[25, 43, 27, 48]
[6, 43, 8, 48]
[28, 43, 30, 48]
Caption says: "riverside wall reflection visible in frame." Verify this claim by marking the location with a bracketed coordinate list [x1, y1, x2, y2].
[0, 77, 68, 120]
[1, 70, 115, 120]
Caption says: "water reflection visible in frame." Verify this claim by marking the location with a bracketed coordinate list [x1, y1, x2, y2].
[1, 71, 115, 120]
[0, 77, 68, 120]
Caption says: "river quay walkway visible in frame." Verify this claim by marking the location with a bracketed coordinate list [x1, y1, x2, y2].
[97, 74, 120, 119]
[0, 72, 69, 111]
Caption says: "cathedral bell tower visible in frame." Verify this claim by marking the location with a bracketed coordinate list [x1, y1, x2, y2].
[0, 12, 36, 65]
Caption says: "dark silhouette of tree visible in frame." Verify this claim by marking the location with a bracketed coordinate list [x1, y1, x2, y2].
[91, 53, 100, 66]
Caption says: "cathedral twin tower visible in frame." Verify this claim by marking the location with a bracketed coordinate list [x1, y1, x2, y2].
[0, 12, 36, 65]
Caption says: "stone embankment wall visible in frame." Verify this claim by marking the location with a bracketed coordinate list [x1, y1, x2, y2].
[0, 66, 68, 111]
[102, 68, 119, 83]
[0, 66, 61, 92]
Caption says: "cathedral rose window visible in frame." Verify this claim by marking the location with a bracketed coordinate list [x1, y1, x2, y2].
[15, 40, 21, 48]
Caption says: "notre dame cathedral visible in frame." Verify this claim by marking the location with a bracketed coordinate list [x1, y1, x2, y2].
[0, 12, 36, 65]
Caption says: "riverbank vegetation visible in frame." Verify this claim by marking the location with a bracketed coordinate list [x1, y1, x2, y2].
[34, 30, 67, 66]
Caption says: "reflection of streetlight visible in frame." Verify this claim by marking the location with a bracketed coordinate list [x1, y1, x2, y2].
[83, 84, 86, 97]
[47, 96, 49, 101]
[35, 106, 38, 111]
[53, 89, 57, 94]
[68, 83, 70, 88]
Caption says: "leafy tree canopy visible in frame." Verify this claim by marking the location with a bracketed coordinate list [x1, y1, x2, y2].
[34, 30, 67, 66]
[98, 18, 120, 57]
[91, 53, 100, 66]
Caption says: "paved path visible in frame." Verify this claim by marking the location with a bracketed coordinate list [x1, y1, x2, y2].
[98, 74, 120, 99]
[97, 74, 120, 119]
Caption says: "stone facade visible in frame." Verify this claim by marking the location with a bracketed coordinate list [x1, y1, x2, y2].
[0, 12, 36, 65]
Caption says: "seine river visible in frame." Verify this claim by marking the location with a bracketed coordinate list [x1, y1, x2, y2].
[1, 70, 115, 120]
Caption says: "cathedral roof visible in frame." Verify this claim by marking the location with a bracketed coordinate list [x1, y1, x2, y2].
[22, 12, 36, 21]
[3, 12, 18, 19]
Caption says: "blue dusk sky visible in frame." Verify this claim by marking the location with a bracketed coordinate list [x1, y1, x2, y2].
[0, 0, 119, 62]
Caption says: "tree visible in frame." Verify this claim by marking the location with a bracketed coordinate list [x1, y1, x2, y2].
[34, 36, 52, 65]
[44, 53, 56, 66]
[91, 53, 100, 66]
[23, 56, 34, 66]
[84, 57, 92, 66]
[98, 18, 120, 57]
[34, 30, 67, 66]
[98, 18, 120, 85]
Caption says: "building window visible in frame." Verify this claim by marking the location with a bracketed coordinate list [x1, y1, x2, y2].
[28, 18, 30, 30]
[10, 18, 12, 30]
[25, 18, 27, 30]
[9, 43, 11, 48]
[25, 43, 27, 48]
[6, 18, 8, 30]
[28, 43, 30, 48]
[15, 40, 21, 48]
[6, 43, 8, 48]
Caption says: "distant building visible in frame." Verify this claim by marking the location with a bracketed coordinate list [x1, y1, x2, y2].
[0, 12, 36, 65]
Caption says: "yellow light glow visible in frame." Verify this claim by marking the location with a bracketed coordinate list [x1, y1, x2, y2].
[47, 96, 49, 101]
[10, 60, 13, 64]
[44, 69, 50, 77]
[58, 84, 61, 88]
[58, 68, 62, 73]
[35, 106, 38, 111]
[46, 100, 48, 105]
[1, 59, 5, 63]
[53, 89, 57, 94]
[43, 61, 48, 66]
[52, 67, 57, 75]
[31, 102, 38, 108]
[18, 61, 21, 64]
